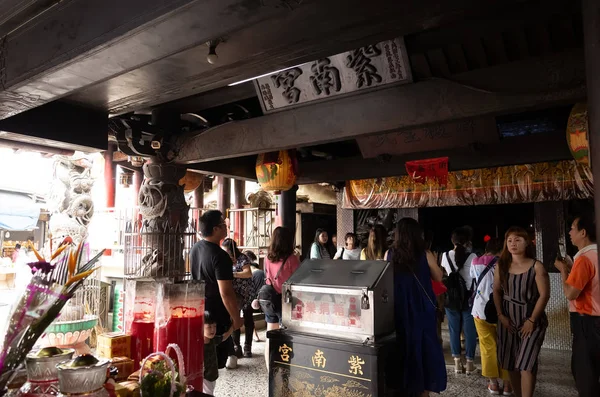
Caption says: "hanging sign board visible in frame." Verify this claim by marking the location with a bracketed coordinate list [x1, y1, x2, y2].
[254, 37, 412, 113]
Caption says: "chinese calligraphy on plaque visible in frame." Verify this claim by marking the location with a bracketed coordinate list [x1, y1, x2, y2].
[312, 349, 327, 368]
[279, 344, 293, 362]
[255, 37, 412, 112]
[348, 355, 365, 376]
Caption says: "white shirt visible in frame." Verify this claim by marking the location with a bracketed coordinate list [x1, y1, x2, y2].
[470, 255, 497, 320]
[441, 250, 477, 288]
[333, 247, 362, 260]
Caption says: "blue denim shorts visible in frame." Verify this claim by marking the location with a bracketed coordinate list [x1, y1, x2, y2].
[259, 299, 282, 324]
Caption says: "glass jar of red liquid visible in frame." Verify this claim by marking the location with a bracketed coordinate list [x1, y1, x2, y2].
[17, 347, 74, 397]
[155, 281, 205, 392]
[124, 279, 157, 371]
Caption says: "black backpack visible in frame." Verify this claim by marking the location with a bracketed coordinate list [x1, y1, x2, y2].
[444, 252, 473, 311]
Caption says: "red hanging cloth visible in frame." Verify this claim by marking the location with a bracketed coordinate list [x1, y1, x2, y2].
[405, 157, 449, 185]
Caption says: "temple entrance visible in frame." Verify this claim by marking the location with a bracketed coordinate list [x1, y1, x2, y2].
[419, 203, 535, 254]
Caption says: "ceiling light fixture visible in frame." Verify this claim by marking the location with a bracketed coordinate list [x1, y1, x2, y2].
[206, 39, 222, 65]
[228, 63, 306, 86]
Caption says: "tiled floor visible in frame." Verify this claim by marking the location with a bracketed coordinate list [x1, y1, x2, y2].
[214, 329, 577, 397]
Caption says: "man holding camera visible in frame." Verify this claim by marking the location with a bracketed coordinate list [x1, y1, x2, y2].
[555, 214, 600, 397]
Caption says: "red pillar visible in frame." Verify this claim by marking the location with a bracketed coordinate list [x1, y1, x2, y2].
[217, 177, 231, 239]
[133, 169, 143, 206]
[233, 179, 245, 246]
[104, 144, 117, 208]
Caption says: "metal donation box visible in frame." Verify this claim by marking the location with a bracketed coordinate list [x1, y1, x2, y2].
[269, 259, 399, 397]
[281, 259, 395, 344]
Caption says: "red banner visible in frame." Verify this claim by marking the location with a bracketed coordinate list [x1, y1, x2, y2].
[405, 157, 449, 185]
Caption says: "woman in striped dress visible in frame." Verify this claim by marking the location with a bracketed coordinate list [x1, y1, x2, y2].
[493, 227, 550, 397]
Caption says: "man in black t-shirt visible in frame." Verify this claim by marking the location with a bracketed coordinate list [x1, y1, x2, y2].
[190, 210, 242, 369]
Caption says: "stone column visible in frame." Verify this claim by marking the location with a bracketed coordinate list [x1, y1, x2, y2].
[280, 185, 298, 235]
[583, 0, 600, 273]
[136, 159, 189, 278]
[217, 177, 231, 215]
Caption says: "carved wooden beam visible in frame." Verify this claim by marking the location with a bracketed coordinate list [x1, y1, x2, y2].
[296, 132, 572, 184]
[176, 49, 585, 163]
[0, 101, 107, 152]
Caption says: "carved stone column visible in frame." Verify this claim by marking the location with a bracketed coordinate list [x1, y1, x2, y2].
[136, 159, 189, 278]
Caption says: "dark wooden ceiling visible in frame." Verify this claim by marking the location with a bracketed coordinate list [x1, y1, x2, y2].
[0, 0, 586, 184]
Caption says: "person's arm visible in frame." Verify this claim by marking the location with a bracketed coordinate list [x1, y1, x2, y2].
[233, 264, 252, 279]
[521, 261, 550, 337]
[310, 243, 320, 259]
[333, 247, 343, 260]
[427, 250, 443, 282]
[218, 279, 243, 330]
[561, 266, 582, 301]
[440, 252, 450, 276]
[493, 264, 515, 333]
[222, 324, 234, 341]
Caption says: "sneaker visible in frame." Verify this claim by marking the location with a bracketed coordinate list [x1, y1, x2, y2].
[502, 385, 514, 396]
[243, 345, 252, 358]
[465, 360, 476, 375]
[453, 358, 463, 374]
[226, 355, 238, 369]
[487, 382, 500, 395]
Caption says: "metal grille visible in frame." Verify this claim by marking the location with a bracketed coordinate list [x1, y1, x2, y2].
[544, 273, 572, 350]
[229, 207, 275, 258]
[124, 207, 206, 279]
[336, 191, 355, 239]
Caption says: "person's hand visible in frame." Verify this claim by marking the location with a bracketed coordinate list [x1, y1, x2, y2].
[499, 314, 516, 334]
[554, 259, 569, 273]
[520, 318, 536, 338]
[232, 316, 244, 330]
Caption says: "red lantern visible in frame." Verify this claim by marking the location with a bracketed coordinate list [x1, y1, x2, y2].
[566, 102, 590, 166]
[256, 150, 298, 194]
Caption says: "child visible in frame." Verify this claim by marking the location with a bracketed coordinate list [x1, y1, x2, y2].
[204, 310, 233, 396]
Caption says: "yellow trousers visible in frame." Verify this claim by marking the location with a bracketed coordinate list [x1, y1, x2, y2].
[474, 317, 510, 380]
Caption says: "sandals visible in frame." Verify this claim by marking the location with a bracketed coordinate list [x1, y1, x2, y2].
[487, 382, 500, 395]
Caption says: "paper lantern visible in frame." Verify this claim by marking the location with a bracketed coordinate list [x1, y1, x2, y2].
[256, 150, 297, 193]
[179, 170, 204, 193]
[566, 102, 590, 166]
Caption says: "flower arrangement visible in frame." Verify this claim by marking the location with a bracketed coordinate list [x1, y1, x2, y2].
[0, 237, 104, 392]
[139, 344, 186, 397]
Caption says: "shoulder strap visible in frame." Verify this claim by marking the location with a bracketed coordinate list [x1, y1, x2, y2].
[446, 252, 457, 273]
[340, 248, 345, 259]
[409, 257, 437, 311]
[273, 256, 290, 280]
[474, 257, 498, 292]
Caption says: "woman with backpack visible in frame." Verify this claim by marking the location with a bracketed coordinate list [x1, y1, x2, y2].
[471, 238, 513, 395]
[259, 226, 301, 369]
[441, 226, 478, 374]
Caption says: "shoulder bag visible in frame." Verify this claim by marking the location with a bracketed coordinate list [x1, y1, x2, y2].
[257, 256, 290, 309]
